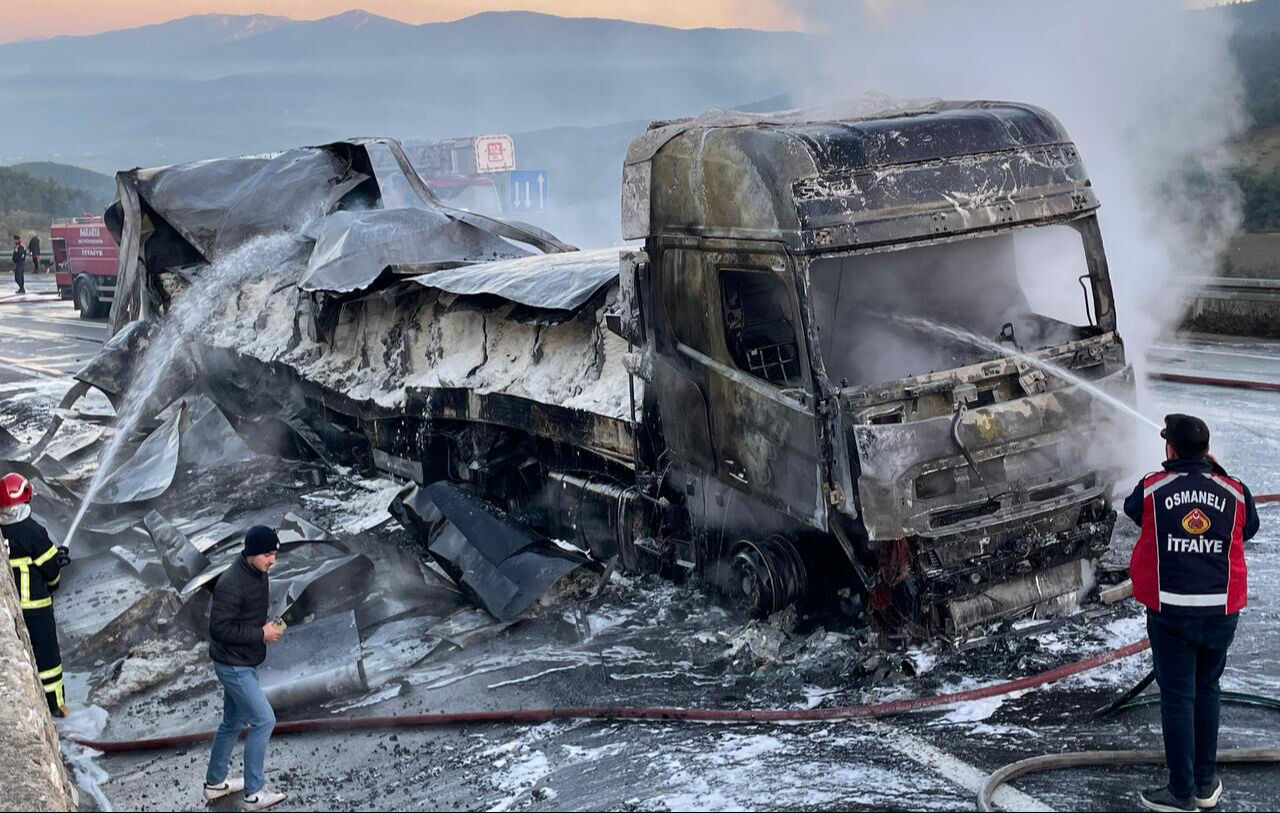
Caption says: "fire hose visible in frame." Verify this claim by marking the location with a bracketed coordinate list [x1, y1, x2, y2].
[975, 669, 1280, 810]
[70, 640, 1154, 754]
[976, 747, 1280, 811]
[65, 507, 1280, 803]
[1148, 371, 1280, 393]
[69, 631, 1280, 811]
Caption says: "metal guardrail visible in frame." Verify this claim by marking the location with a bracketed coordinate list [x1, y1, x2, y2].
[1180, 276, 1280, 303]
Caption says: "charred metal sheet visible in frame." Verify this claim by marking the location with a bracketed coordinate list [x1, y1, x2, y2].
[98, 407, 184, 505]
[143, 509, 211, 590]
[74, 320, 152, 401]
[269, 552, 375, 623]
[431, 606, 519, 649]
[170, 504, 232, 540]
[197, 346, 333, 463]
[419, 482, 590, 622]
[389, 483, 444, 537]
[179, 397, 255, 469]
[109, 543, 166, 583]
[406, 248, 623, 312]
[260, 610, 367, 710]
[119, 147, 368, 262]
[299, 208, 530, 294]
[278, 512, 337, 543]
[0, 422, 19, 458]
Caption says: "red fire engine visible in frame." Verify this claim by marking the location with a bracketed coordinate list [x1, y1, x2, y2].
[51, 216, 118, 319]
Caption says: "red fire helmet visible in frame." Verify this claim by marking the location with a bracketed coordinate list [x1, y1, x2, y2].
[0, 473, 33, 508]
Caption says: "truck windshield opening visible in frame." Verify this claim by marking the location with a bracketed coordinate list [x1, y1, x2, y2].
[811, 224, 1098, 388]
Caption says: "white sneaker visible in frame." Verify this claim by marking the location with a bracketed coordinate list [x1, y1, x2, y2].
[241, 788, 286, 811]
[204, 777, 245, 801]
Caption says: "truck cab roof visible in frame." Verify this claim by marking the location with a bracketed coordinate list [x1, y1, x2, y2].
[623, 99, 1097, 250]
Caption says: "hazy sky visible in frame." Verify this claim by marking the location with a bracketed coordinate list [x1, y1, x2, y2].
[1, 0, 1239, 43]
[1, 1, 805, 42]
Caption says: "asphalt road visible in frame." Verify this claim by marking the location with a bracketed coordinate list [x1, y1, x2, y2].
[0, 274, 107, 385]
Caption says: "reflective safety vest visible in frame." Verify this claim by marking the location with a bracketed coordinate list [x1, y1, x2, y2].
[1130, 469, 1248, 614]
[9, 544, 59, 609]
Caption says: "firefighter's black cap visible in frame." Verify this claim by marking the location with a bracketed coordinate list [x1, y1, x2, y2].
[1162, 413, 1210, 458]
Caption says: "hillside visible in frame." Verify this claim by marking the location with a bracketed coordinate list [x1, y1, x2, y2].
[0, 166, 101, 218]
[9, 162, 116, 208]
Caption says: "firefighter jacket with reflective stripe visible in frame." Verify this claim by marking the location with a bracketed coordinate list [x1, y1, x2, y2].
[4, 516, 62, 611]
[1125, 458, 1259, 615]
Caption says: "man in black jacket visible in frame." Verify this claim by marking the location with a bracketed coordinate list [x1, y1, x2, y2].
[204, 526, 287, 811]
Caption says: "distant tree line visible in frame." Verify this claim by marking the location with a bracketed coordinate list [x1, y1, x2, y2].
[1237, 167, 1280, 231]
[0, 166, 100, 220]
[1234, 29, 1280, 133]
[1232, 21, 1280, 232]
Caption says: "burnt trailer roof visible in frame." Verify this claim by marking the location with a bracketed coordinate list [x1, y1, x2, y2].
[622, 98, 1098, 250]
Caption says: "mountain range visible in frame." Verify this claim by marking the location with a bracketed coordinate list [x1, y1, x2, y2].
[2, 3, 1278, 246]
[0, 10, 811, 172]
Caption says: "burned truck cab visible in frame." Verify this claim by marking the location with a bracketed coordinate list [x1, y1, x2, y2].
[622, 101, 1134, 634]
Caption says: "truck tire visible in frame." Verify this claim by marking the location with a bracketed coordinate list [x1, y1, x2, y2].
[728, 536, 809, 619]
[73, 275, 109, 320]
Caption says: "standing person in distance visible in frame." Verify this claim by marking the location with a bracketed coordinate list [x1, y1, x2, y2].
[11, 235, 27, 293]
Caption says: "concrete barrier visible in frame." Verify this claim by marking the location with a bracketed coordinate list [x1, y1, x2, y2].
[1182, 276, 1280, 338]
[0, 532, 77, 812]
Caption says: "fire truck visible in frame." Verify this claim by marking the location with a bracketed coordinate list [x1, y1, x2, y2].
[402, 134, 547, 216]
[51, 216, 118, 319]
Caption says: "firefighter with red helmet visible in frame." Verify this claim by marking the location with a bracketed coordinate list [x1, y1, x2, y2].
[1, 472, 70, 716]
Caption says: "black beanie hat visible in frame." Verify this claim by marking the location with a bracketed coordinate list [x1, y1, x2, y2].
[244, 525, 280, 557]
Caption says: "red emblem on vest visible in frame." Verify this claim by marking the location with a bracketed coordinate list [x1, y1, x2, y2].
[1182, 508, 1211, 535]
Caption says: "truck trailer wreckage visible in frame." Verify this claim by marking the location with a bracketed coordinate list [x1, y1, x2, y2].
[74, 99, 1134, 638]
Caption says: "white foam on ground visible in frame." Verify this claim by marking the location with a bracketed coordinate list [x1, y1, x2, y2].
[56, 673, 113, 812]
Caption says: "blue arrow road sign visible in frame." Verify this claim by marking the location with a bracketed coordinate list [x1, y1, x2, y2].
[507, 170, 549, 212]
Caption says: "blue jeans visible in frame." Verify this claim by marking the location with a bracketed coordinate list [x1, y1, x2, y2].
[206, 662, 276, 795]
[1147, 610, 1238, 798]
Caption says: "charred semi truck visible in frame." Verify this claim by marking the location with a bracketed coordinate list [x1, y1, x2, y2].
[102, 100, 1134, 636]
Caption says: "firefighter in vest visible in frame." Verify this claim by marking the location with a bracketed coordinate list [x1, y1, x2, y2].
[1, 472, 70, 717]
[1125, 414, 1260, 812]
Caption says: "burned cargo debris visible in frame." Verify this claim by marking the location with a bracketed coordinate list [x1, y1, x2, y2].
[98, 101, 1134, 637]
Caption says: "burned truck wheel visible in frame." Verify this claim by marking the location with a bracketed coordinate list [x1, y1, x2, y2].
[729, 535, 809, 619]
[73, 275, 108, 320]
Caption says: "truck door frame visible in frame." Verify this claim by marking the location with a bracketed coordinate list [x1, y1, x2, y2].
[648, 238, 826, 529]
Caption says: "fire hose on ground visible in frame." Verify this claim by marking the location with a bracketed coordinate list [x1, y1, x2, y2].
[66, 635, 1280, 810]
[974, 671, 1280, 810]
[64, 500, 1280, 806]
[1148, 371, 1280, 393]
